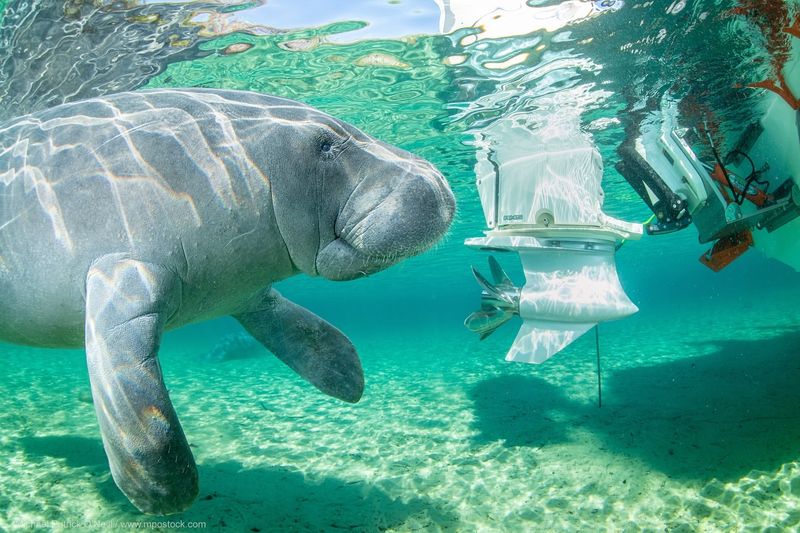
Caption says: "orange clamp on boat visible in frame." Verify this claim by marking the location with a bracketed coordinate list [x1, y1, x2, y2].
[710, 163, 771, 207]
[700, 230, 754, 272]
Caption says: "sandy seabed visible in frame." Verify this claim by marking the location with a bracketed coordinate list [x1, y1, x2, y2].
[1, 296, 799, 532]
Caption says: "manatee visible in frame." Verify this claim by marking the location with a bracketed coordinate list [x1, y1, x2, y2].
[0, 88, 455, 514]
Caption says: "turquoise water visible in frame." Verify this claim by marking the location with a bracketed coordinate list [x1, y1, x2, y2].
[1, 1, 800, 531]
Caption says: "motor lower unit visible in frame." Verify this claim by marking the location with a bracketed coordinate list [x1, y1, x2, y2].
[465, 120, 643, 363]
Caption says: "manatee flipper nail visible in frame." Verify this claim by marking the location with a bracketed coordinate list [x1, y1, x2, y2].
[234, 288, 364, 403]
[85, 255, 198, 514]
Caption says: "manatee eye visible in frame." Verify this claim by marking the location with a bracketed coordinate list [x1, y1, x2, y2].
[317, 127, 349, 158]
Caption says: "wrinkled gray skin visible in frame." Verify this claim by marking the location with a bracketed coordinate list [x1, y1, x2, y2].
[0, 88, 455, 514]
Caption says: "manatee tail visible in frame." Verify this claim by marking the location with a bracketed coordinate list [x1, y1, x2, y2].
[464, 256, 519, 339]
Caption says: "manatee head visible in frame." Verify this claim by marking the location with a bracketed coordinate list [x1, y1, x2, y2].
[265, 104, 455, 281]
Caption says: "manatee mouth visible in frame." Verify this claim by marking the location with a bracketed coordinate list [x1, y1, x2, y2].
[315, 237, 414, 281]
[316, 195, 452, 281]
[315, 161, 455, 281]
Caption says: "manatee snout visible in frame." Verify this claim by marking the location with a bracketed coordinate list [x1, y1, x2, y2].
[351, 172, 454, 256]
[317, 158, 455, 281]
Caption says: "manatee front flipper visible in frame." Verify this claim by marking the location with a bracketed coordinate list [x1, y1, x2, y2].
[85, 256, 198, 514]
[234, 288, 364, 403]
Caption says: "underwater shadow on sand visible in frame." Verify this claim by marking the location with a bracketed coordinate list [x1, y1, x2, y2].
[468, 375, 574, 448]
[20, 435, 107, 469]
[194, 461, 459, 531]
[18, 434, 130, 506]
[18, 436, 459, 530]
[470, 329, 800, 482]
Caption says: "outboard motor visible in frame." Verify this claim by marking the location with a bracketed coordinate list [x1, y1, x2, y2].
[465, 118, 643, 363]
